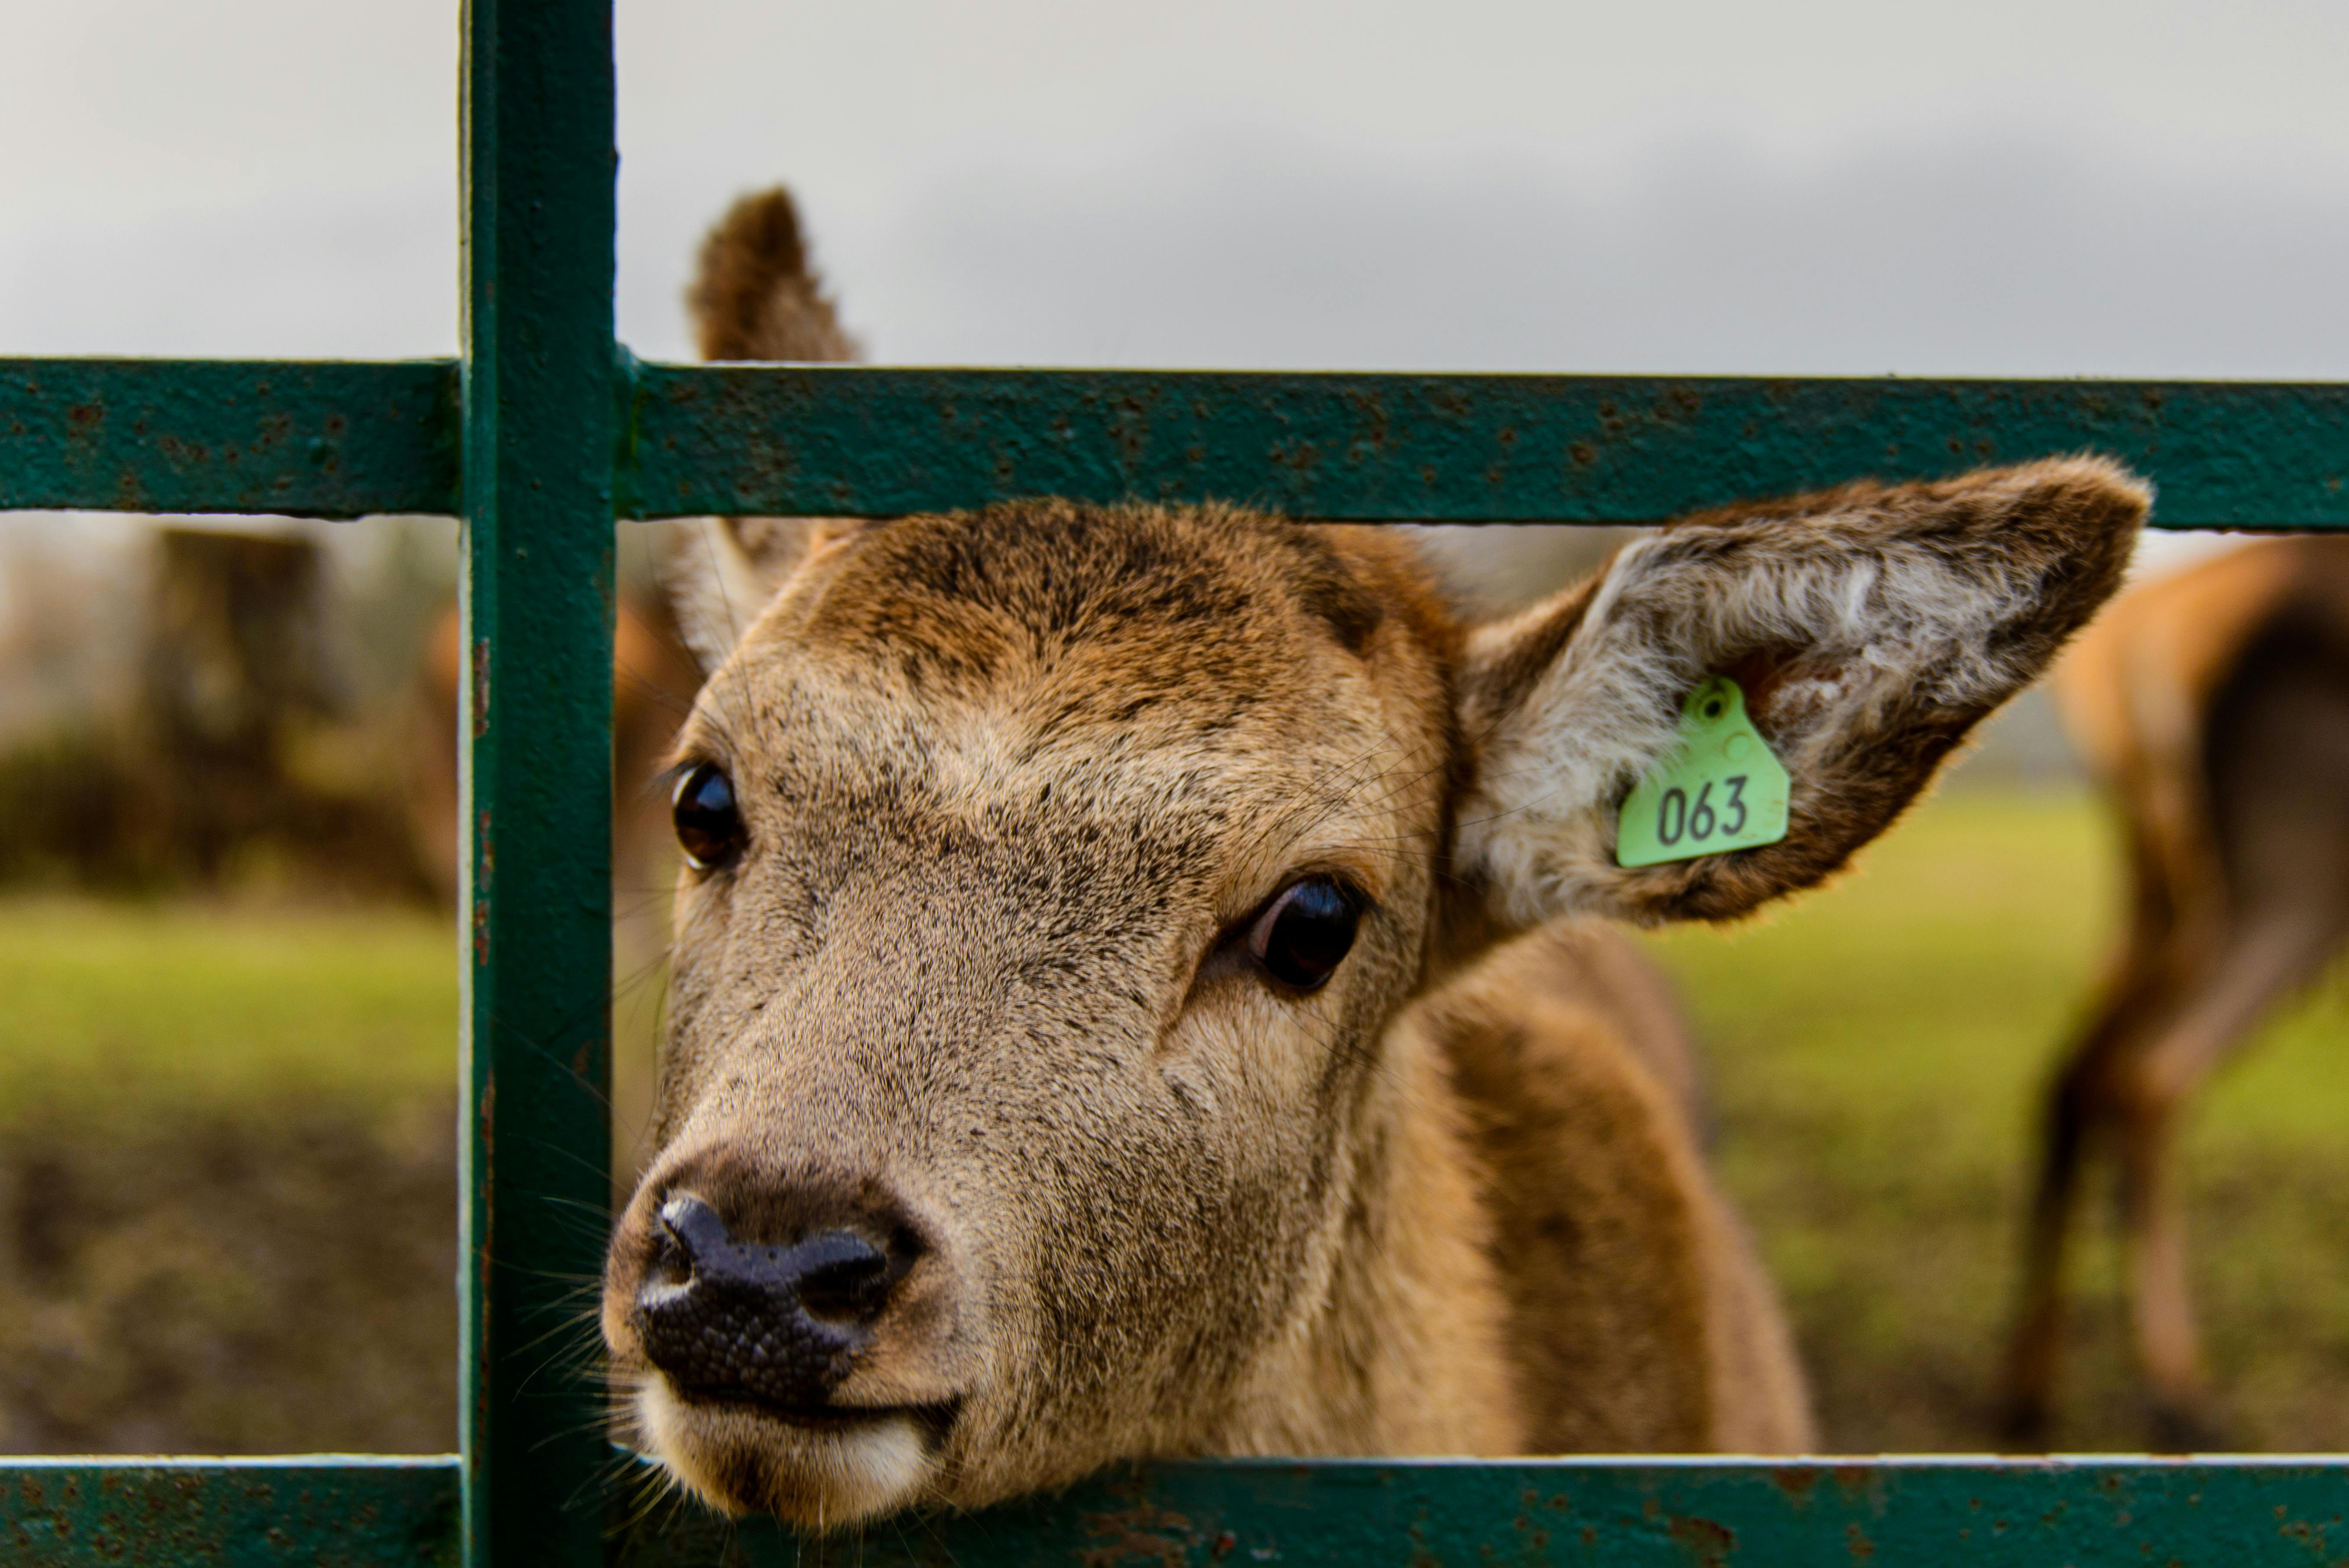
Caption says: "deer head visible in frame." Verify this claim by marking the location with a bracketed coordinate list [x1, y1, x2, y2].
[600, 190, 2147, 1529]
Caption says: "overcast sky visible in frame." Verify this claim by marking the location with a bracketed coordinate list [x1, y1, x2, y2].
[3, 0, 2344, 381]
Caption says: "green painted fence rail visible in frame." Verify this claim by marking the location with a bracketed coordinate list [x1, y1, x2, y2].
[10, 1456, 2349, 1567]
[624, 365, 2349, 529]
[2, 1458, 459, 1568]
[0, 358, 458, 517]
[9, 359, 2349, 526]
[455, 7, 616, 1568]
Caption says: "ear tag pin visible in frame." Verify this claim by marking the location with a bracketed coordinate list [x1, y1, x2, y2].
[1615, 676, 1790, 868]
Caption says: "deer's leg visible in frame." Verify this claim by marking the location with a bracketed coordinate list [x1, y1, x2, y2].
[2000, 815, 2184, 1447]
[2000, 965, 2165, 1445]
[2115, 916, 2339, 1448]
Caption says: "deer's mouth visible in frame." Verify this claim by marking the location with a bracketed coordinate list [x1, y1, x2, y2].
[672, 1387, 962, 1445]
[636, 1377, 953, 1526]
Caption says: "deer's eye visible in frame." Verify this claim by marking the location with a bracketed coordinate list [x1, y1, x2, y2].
[672, 763, 746, 871]
[1246, 877, 1363, 992]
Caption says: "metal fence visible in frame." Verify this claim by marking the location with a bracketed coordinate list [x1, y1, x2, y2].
[3, 2, 2344, 1564]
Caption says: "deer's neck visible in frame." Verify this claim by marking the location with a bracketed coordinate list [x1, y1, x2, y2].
[1215, 1010, 1527, 1457]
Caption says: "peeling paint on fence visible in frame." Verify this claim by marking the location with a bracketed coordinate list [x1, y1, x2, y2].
[626, 366, 2349, 529]
[0, 359, 458, 518]
[590, 1455, 2349, 1567]
[3, 1458, 459, 1568]
[8, 361, 2348, 529]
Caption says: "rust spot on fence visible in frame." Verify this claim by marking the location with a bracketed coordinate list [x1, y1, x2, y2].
[1832, 1465, 1875, 1496]
[1770, 1467, 1821, 1505]
[1669, 1514, 1736, 1566]
[1078, 1485, 1194, 1568]
[472, 640, 491, 737]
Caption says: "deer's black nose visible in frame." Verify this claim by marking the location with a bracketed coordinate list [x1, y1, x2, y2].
[634, 1195, 899, 1409]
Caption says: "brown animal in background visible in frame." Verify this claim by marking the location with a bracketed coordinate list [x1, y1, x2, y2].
[598, 188, 2146, 1528]
[2002, 536, 2349, 1448]
[406, 190, 863, 903]
[409, 585, 707, 907]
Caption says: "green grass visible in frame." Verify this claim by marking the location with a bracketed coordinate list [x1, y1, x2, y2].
[0, 897, 463, 1454]
[3, 792, 2346, 1454]
[0, 896, 456, 1120]
[1648, 788, 2349, 1451]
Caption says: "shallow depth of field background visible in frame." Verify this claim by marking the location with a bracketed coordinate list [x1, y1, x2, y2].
[9, 745, 2349, 1454]
[4, 0, 2347, 1458]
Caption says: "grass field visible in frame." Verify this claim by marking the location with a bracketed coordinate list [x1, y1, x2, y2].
[0, 897, 456, 1118]
[2, 787, 2344, 1455]
[0, 899, 461, 1454]
[1649, 789, 2349, 1453]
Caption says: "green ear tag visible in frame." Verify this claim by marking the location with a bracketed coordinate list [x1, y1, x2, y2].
[1615, 676, 1790, 868]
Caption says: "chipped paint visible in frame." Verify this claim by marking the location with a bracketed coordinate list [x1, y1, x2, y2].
[2, 1459, 458, 1568]
[452, 13, 621, 1568]
[1079, 1494, 1197, 1568]
[627, 365, 2349, 529]
[10, 361, 2349, 530]
[582, 1456, 2349, 1566]
[0, 359, 458, 517]
[1669, 1513, 1737, 1566]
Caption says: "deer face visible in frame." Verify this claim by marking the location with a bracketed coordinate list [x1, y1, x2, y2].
[604, 459, 2146, 1527]
[603, 502, 1461, 1523]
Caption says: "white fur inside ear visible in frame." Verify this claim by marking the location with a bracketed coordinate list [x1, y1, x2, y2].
[663, 516, 838, 674]
[665, 519, 769, 674]
[1455, 519, 2053, 927]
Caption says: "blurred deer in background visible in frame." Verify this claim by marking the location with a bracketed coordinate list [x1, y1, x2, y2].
[2002, 536, 2349, 1448]
[407, 192, 864, 907]
[408, 586, 705, 911]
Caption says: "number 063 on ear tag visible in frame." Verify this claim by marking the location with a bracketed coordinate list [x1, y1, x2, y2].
[1615, 676, 1790, 868]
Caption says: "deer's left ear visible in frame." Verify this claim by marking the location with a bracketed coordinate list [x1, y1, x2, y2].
[1452, 456, 2148, 927]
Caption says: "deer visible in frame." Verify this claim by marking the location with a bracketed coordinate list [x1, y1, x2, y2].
[596, 188, 2148, 1528]
[2001, 533, 2349, 1449]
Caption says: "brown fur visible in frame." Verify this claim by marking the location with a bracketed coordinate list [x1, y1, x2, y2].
[1426, 922, 1802, 1450]
[599, 188, 2150, 1528]
[668, 190, 865, 671]
[1451, 460, 2145, 927]
[689, 188, 859, 364]
[2003, 536, 2349, 1448]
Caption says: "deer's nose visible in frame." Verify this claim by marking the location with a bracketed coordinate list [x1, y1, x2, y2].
[633, 1194, 904, 1409]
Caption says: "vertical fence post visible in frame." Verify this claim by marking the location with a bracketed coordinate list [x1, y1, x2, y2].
[458, 3, 617, 1567]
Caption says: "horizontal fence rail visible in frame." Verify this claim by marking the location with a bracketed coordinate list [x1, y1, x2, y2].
[627, 366, 2349, 528]
[6, 360, 2347, 527]
[9, 1455, 2348, 1566]
[0, 358, 458, 516]
[2, 1458, 459, 1568]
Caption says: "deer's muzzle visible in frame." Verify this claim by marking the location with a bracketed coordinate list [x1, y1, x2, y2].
[634, 1194, 903, 1412]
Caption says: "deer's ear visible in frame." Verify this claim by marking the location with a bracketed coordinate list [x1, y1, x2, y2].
[665, 185, 866, 673]
[1452, 456, 2148, 927]
[663, 517, 859, 674]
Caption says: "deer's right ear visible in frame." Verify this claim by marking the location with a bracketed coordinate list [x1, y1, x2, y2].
[666, 185, 865, 673]
[664, 518, 858, 674]
[1450, 457, 2148, 928]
